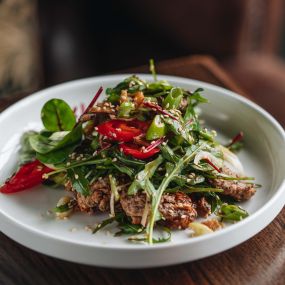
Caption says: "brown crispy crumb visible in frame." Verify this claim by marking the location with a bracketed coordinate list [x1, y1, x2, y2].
[202, 219, 223, 231]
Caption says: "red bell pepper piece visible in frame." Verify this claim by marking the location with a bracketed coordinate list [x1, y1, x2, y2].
[120, 143, 160, 159]
[0, 160, 53, 194]
[97, 119, 149, 142]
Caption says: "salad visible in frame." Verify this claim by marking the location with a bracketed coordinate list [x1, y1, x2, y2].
[0, 62, 259, 244]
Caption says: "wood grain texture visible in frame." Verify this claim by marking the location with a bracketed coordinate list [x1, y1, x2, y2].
[0, 55, 284, 285]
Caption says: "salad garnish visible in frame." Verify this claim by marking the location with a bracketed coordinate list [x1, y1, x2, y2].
[0, 62, 260, 244]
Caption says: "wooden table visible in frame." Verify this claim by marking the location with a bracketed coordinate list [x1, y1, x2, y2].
[0, 56, 284, 285]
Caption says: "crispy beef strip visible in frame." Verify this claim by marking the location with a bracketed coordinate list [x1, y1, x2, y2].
[120, 191, 197, 229]
[209, 167, 256, 201]
[65, 177, 111, 213]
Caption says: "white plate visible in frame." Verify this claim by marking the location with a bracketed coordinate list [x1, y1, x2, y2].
[0, 74, 285, 268]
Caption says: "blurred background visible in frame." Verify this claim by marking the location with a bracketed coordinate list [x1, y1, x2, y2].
[0, 0, 284, 122]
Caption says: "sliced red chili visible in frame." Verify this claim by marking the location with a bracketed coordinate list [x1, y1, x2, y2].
[0, 160, 53, 194]
[120, 143, 160, 159]
[97, 119, 149, 142]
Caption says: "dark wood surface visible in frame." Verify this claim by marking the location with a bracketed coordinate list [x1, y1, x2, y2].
[0, 55, 284, 285]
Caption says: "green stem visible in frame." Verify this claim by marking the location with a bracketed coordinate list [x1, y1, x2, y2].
[147, 144, 205, 244]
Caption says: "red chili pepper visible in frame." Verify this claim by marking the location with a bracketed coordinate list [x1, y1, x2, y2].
[120, 143, 160, 159]
[97, 119, 149, 142]
[0, 160, 53, 194]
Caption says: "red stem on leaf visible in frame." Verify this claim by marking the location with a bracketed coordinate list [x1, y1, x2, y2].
[227, 131, 244, 148]
[83, 86, 103, 115]
[143, 102, 178, 121]
[144, 137, 165, 153]
[74, 87, 103, 128]
[204, 158, 221, 173]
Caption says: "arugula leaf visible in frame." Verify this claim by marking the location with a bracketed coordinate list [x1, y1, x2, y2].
[113, 163, 134, 178]
[128, 155, 164, 195]
[147, 144, 205, 244]
[160, 144, 179, 163]
[114, 213, 144, 236]
[41, 99, 76, 131]
[128, 227, 171, 243]
[67, 167, 90, 196]
[162, 116, 193, 144]
[93, 216, 116, 234]
[114, 152, 146, 168]
[93, 213, 144, 236]
[165, 186, 223, 194]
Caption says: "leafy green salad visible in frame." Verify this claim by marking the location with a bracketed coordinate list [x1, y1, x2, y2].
[0, 61, 259, 244]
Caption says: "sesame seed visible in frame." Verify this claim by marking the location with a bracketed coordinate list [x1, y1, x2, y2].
[187, 179, 191, 183]
[84, 226, 92, 232]
[164, 114, 169, 118]
[165, 103, 170, 108]
[94, 127, 98, 130]
[165, 173, 169, 177]
[112, 158, 117, 162]
[74, 174, 79, 179]
[42, 174, 49, 179]
[92, 131, 98, 136]
[66, 162, 71, 166]
[162, 142, 167, 146]
[93, 151, 98, 156]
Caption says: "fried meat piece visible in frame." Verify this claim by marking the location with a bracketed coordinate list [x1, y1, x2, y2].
[159, 192, 197, 229]
[209, 167, 256, 201]
[196, 196, 211, 218]
[120, 191, 197, 229]
[119, 191, 146, 224]
[65, 177, 111, 214]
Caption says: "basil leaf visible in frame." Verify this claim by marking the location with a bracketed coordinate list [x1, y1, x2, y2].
[67, 167, 90, 197]
[41, 99, 76, 131]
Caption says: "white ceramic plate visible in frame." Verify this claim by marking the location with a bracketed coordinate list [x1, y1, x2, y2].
[0, 75, 285, 268]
